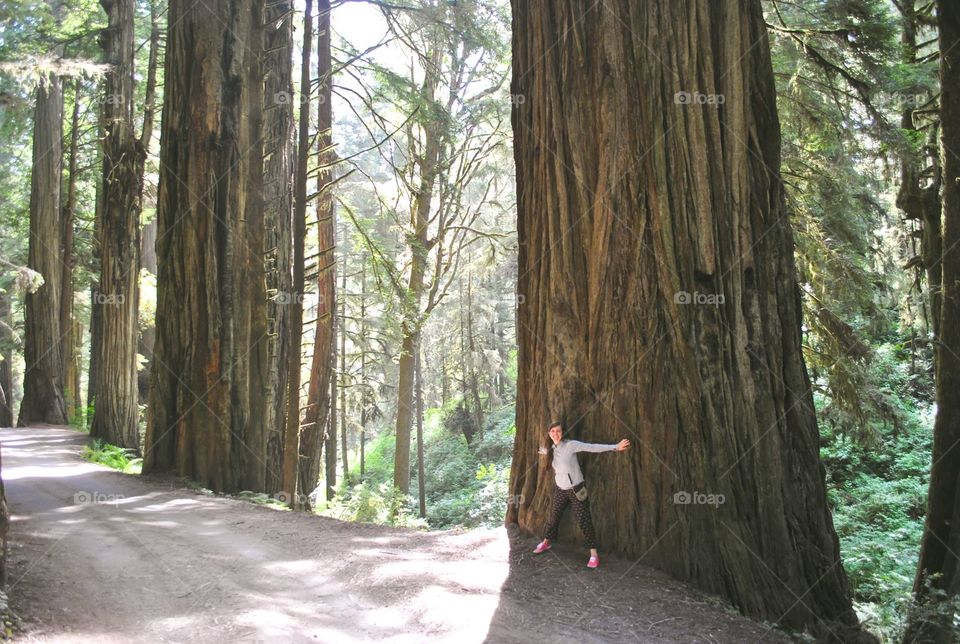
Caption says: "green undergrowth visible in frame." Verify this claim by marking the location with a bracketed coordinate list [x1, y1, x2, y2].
[82, 439, 142, 474]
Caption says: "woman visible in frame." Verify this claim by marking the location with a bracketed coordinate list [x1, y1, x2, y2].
[533, 421, 630, 568]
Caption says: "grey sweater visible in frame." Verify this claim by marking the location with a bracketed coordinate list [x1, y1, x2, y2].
[551, 440, 618, 489]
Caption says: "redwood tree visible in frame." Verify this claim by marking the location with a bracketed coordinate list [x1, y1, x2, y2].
[19, 70, 67, 426]
[144, 0, 269, 491]
[507, 0, 861, 634]
[904, 1, 960, 640]
[90, 0, 142, 450]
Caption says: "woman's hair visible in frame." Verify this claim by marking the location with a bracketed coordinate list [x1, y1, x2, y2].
[543, 421, 563, 469]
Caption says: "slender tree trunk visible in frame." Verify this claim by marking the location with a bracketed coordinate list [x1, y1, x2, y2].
[19, 68, 67, 426]
[392, 74, 440, 494]
[359, 265, 366, 480]
[137, 0, 161, 406]
[91, 0, 142, 451]
[263, 0, 295, 494]
[144, 0, 268, 491]
[507, 0, 861, 634]
[325, 325, 337, 500]
[904, 3, 960, 641]
[340, 259, 348, 480]
[415, 341, 425, 518]
[465, 277, 483, 435]
[0, 294, 14, 427]
[301, 0, 335, 497]
[60, 79, 81, 424]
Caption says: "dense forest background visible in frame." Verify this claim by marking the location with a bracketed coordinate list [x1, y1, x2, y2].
[0, 0, 956, 640]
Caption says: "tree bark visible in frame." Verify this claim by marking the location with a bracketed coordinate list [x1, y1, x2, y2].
[91, 0, 142, 451]
[904, 2, 960, 641]
[0, 293, 14, 427]
[61, 79, 81, 424]
[340, 259, 348, 480]
[19, 69, 67, 426]
[144, 0, 268, 491]
[301, 0, 335, 498]
[507, 0, 860, 634]
[282, 0, 312, 507]
[263, 0, 295, 494]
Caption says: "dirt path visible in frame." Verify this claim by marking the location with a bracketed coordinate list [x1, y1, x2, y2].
[1, 427, 793, 643]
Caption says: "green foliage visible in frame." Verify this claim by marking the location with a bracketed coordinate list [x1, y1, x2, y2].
[82, 438, 142, 474]
[321, 481, 428, 530]
[820, 382, 934, 641]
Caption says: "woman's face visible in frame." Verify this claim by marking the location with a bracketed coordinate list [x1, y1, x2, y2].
[548, 424, 562, 445]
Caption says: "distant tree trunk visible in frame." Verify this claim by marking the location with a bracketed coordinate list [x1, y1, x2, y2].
[325, 332, 336, 500]
[61, 80, 81, 424]
[415, 342, 425, 517]
[19, 70, 67, 426]
[359, 266, 367, 480]
[339, 260, 348, 480]
[301, 0, 335, 497]
[263, 0, 295, 494]
[392, 75, 439, 493]
[0, 294, 14, 427]
[507, 0, 860, 634]
[895, 0, 942, 341]
[904, 3, 960, 641]
[465, 278, 483, 434]
[144, 0, 268, 491]
[91, 0, 142, 451]
[136, 0, 161, 406]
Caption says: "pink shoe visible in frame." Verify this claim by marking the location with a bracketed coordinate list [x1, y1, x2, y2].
[587, 555, 599, 568]
[533, 540, 551, 554]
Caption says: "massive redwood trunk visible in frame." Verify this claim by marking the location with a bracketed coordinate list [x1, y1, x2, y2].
[90, 0, 142, 451]
[507, 0, 860, 633]
[19, 71, 67, 426]
[144, 0, 269, 491]
[904, 2, 960, 641]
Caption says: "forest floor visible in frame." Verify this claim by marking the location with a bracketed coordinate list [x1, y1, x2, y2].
[1, 426, 795, 643]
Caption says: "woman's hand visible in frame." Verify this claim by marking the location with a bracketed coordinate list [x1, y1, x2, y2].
[616, 439, 631, 451]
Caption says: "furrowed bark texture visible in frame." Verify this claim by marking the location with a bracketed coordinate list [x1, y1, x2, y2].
[507, 0, 859, 632]
[91, 0, 142, 451]
[144, 0, 269, 491]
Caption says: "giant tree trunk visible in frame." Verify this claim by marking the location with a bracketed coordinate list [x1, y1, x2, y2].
[301, 0, 335, 498]
[0, 293, 14, 427]
[90, 0, 142, 451]
[904, 3, 960, 641]
[506, 0, 859, 633]
[262, 0, 295, 494]
[144, 0, 268, 492]
[19, 72, 67, 426]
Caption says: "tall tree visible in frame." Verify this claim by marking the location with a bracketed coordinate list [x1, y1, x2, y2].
[904, 2, 960, 640]
[61, 79, 82, 423]
[262, 0, 295, 493]
[301, 0, 336, 500]
[19, 65, 67, 426]
[282, 0, 313, 506]
[90, 0, 142, 450]
[506, 0, 863, 634]
[144, 0, 269, 491]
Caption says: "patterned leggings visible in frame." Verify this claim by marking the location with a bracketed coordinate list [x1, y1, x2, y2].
[543, 483, 598, 549]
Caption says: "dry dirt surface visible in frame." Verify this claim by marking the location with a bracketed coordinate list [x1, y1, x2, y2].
[1, 426, 796, 643]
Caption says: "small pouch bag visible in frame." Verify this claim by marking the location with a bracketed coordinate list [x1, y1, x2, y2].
[574, 482, 588, 501]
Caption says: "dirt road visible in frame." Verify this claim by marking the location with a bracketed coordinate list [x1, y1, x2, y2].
[1, 426, 791, 643]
